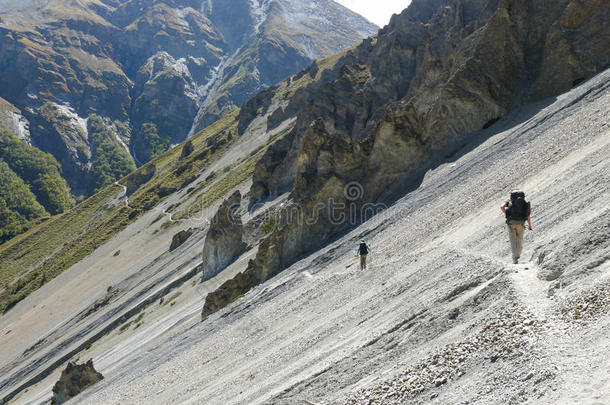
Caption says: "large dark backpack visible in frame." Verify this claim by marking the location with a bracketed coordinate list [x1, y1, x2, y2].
[359, 242, 368, 255]
[506, 191, 530, 222]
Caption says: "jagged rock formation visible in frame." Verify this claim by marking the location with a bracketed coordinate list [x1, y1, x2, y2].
[202, 0, 610, 316]
[51, 360, 103, 405]
[170, 228, 194, 252]
[0, 0, 376, 195]
[201, 190, 246, 283]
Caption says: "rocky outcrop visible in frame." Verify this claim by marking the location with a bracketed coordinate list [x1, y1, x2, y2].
[170, 228, 194, 252]
[51, 360, 103, 405]
[201, 191, 246, 282]
[190, 0, 379, 131]
[180, 140, 195, 160]
[203, 0, 610, 317]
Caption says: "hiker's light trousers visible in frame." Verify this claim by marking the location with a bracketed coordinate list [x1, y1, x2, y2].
[507, 223, 525, 263]
[360, 254, 367, 270]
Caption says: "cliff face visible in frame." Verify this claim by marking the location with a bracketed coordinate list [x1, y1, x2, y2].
[0, 0, 377, 195]
[202, 0, 610, 316]
[201, 190, 246, 281]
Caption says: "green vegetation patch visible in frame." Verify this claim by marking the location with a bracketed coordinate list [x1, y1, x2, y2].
[0, 161, 49, 243]
[119, 311, 145, 333]
[174, 154, 259, 220]
[0, 123, 74, 215]
[87, 114, 136, 194]
[262, 216, 276, 235]
[0, 184, 126, 312]
[140, 122, 170, 160]
[174, 122, 294, 221]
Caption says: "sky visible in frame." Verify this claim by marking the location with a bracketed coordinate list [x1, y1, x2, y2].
[335, 0, 412, 27]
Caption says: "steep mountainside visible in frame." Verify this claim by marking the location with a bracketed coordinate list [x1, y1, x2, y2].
[4, 64, 609, 405]
[0, 0, 608, 404]
[202, 0, 609, 316]
[0, 0, 376, 195]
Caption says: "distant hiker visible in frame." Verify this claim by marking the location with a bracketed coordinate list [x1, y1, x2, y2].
[357, 240, 371, 270]
[501, 190, 532, 264]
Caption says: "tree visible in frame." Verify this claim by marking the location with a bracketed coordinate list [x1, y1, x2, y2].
[140, 122, 170, 159]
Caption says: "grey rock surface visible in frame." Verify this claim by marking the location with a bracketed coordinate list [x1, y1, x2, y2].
[208, 0, 610, 318]
[170, 228, 194, 252]
[72, 67, 610, 405]
[201, 190, 246, 281]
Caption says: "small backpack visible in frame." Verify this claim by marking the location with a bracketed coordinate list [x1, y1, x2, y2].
[506, 191, 530, 222]
[359, 242, 368, 255]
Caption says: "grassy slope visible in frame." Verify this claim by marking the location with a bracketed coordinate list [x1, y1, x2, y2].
[0, 112, 239, 313]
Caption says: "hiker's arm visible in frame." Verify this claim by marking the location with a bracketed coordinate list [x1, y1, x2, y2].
[527, 216, 532, 230]
[500, 202, 508, 214]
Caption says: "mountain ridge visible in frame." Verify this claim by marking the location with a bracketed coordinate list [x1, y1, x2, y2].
[0, 0, 377, 196]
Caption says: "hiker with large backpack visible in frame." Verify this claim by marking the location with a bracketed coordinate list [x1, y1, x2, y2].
[356, 240, 371, 270]
[501, 190, 532, 264]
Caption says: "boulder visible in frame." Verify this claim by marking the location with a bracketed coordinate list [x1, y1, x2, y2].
[51, 360, 103, 405]
[180, 140, 194, 159]
[123, 164, 156, 196]
[170, 228, 194, 252]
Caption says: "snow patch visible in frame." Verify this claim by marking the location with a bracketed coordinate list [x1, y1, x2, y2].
[8, 111, 30, 143]
[53, 103, 88, 138]
[142, 52, 199, 101]
[277, 0, 378, 56]
[172, 6, 198, 32]
[0, 0, 39, 13]
[111, 126, 130, 154]
[294, 34, 317, 60]
[188, 45, 242, 137]
[172, 58, 190, 77]
[249, 0, 273, 34]
[187, 0, 273, 137]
